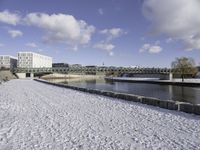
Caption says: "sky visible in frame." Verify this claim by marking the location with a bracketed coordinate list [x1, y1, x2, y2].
[0, 0, 200, 67]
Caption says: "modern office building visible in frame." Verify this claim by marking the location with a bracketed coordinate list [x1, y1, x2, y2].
[18, 52, 52, 68]
[0, 55, 17, 70]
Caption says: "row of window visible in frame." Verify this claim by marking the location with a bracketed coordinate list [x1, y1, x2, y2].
[0, 62, 10, 65]
[18, 55, 51, 60]
[0, 61, 9, 63]
[18, 53, 32, 57]
[0, 56, 9, 58]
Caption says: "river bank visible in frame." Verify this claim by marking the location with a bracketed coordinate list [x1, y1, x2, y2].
[36, 79, 200, 115]
[0, 79, 200, 149]
[105, 77, 200, 87]
[41, 73, 104, 79]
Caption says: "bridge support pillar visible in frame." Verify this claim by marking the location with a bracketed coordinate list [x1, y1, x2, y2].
[16, 73, 26, 79]
[169, 73, 173, 80]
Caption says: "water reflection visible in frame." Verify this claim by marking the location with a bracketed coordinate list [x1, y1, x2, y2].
[171, 86, 197, 104]
[47, 78, 200, 104]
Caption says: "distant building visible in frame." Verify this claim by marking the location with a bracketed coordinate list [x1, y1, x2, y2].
[18, 52, 52, 68]
[0, 55, 17, 70]
[52, 63, 69, 68]
[130, 65, 140, 68]
[85, 65, 97, 68]
[70, 64, 82, 68]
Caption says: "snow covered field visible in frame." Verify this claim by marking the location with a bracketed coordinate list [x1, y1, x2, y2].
[0, 79, 200, 149]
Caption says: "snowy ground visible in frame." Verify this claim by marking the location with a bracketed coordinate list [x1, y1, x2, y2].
[0, 79, 200, 149]
[170, 78, 200, 83]
[110, 77, 160, 81]
[108, 77, 200, 83]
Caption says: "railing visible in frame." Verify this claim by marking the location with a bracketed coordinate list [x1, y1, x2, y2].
[14, 67, 172, 74]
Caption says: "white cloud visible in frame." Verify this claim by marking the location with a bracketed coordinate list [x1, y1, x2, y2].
[94, 42, 115, 51]
[139, 43, 162, 54]
[25, 13, 95, 46]
[139, 44, 150, 53]
[98, 8, 104, 15]
[100, 28, 126, 41]
[26, 42, 37, 48]
[8, 29, 23, 38]
[0, 10, 21, 25]
[142, 0, 200, 51]
[94, 42, 115, 56]
[148, 46, 162, 53]
[95, 28, 125, 54]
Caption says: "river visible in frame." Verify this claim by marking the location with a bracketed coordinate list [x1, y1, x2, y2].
[47, 78, 200, 104]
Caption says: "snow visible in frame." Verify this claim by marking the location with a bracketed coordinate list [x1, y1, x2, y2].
[0, 79, 200, 149]
[107, 77, 200, 83]
[170, 78, 200, 83]
[111, 77, 160, 81]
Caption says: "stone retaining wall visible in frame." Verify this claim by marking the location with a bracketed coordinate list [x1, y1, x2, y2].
[34, 79, 200, 115]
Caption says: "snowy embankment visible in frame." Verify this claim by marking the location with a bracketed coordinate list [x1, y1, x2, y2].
[111, 77, 160, 81]
[0, 79, 200, 149]
[170, 78, 200, 83]
[106, 77, 200, 84]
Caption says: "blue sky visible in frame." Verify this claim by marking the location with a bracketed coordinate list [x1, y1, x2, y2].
[0, 0, 200, 67]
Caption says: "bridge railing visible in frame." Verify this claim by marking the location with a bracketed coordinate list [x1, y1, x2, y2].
[14, 67, 174, 74]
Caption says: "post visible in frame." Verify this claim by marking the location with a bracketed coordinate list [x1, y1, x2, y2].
[30, 73, 34, 78]
[169, 72, 173, 80]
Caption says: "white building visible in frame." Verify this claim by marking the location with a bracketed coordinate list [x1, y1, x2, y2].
[0, 55, 18, 70]
[18, 52, 52, 68]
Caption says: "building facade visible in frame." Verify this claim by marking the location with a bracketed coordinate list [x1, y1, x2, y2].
[18, 52, 52, 68]
[0, 55, 17, 70]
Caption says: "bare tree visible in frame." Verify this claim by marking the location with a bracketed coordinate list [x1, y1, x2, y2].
[171, 57, 198, 82]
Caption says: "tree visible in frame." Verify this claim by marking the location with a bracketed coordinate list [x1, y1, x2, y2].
[171, 57, 198, 82]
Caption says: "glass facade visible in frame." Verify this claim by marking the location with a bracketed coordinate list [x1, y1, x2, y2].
[18, 52, 52, 68]
[0, 55, 17, 69]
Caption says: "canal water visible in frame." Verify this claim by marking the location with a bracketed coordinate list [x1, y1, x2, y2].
[47, 78, 200, 104]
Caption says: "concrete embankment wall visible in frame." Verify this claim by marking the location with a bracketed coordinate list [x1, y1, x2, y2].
[34, 79, 200, 115]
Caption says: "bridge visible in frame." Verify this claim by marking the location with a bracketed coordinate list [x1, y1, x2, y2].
[14, 66, 175, 79]
[14, 66, 173, 74]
